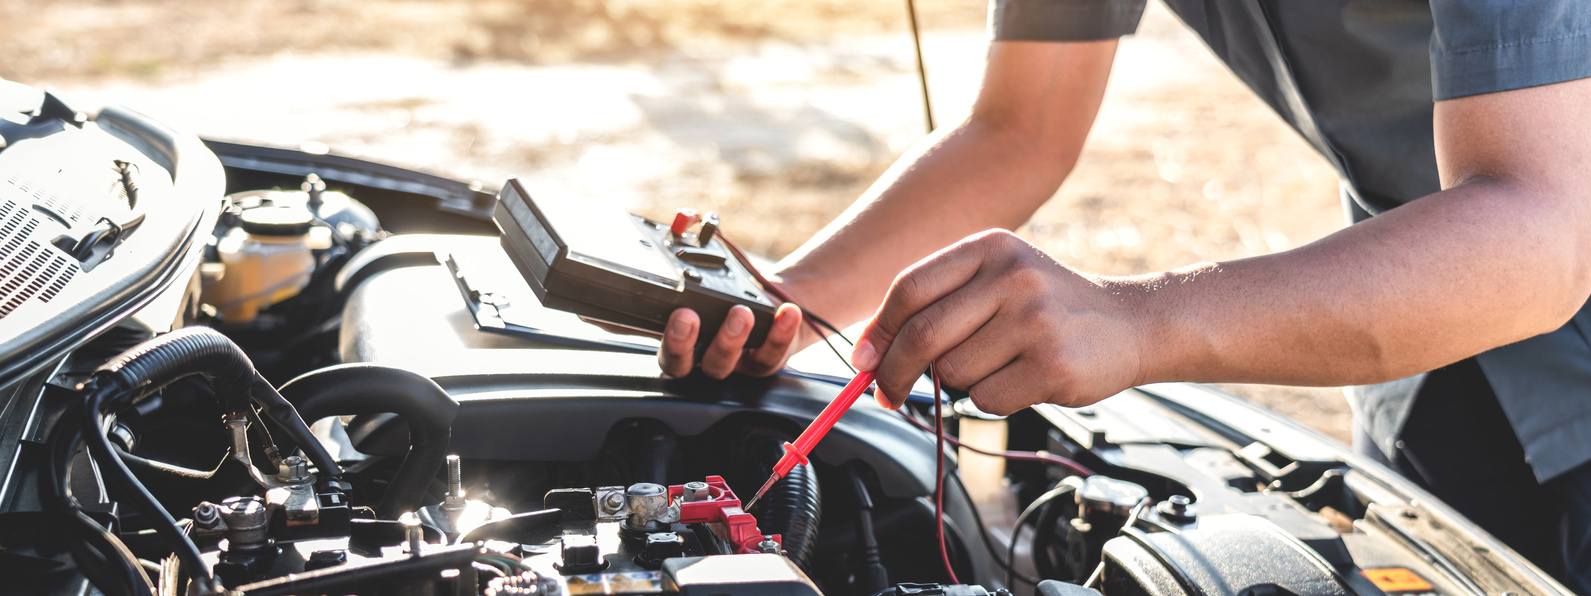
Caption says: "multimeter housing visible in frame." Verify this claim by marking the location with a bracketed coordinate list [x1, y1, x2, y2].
[493, 178, 778, 349]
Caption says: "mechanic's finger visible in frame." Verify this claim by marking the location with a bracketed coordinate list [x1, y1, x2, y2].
[929, 311, 1024, 392]
[853, 230, 1014, 371]
[700, 305, 755, 379]
[872, 280, 1004, 408]
[658, 309, 700, 378]
[738, 303, 801, 377]
[965, 357, 1049, 416]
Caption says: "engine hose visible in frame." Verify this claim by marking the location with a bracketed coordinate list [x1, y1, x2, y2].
[735, 428, 821, 572]
[72, 326, 339, 591]
[277, 364, 458, 519]
[91, 326, 340, 478]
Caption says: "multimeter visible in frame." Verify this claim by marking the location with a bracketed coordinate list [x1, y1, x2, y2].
[493, 178, 779, 349]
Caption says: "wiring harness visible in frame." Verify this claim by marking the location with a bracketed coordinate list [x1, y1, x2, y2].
[43, 326, 341, 596]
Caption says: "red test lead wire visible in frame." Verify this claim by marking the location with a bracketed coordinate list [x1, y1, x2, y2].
[745, 371, 877, 511]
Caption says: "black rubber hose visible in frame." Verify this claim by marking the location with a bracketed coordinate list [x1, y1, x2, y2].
[277, 364, 458, 519]
[735, 428, 821, 572]
[76, 326, 338, 588]
[92, 326, 340, 478]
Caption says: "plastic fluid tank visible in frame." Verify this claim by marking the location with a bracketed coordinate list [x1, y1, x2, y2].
[207, 206, 317, 323]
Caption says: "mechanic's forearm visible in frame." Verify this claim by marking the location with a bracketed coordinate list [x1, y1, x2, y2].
[1128, 179, 1591, 387]
[775, 40, 1120, 334]
[773, 121, 1065, 328]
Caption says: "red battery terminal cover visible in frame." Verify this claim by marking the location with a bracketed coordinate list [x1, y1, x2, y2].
[669, 475, 781, 554]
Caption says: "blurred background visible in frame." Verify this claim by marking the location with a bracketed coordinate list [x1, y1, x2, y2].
[0, 0, 1352, 442]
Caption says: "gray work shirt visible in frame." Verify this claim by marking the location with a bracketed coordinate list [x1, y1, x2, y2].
[990, 0, 1591, 481]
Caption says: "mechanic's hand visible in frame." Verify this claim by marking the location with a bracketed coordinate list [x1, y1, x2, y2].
[659, 303, 803, 379]
[850, 230, 1146, 415]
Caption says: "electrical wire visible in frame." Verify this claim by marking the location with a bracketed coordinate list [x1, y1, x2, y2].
[714, 193, 1097, 479]
[931, 369, 958, 584]
[715, 230, 853, 353]
[1083, 498, 1151, 589]
[894, 410, 1096, 478]
[720, 227, 1098, 586]
[42, 405, 156, 596]
[1005, 483, 1079, 587]
[83, 384, 213, 584]
[943, 463, 1042, 587]
[902, 0, 935, 132]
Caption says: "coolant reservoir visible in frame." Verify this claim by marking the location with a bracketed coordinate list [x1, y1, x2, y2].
[955, 399, 1010, 511]
[206, 206, 317, 323]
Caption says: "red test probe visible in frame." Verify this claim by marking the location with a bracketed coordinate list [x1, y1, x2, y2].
[744, 371, 876, 511]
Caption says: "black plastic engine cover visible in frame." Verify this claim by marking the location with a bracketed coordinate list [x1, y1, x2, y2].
[1101, 515, 1357, 596]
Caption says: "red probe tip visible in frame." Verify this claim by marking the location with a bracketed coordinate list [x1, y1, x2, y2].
[745, 474, 780, 511]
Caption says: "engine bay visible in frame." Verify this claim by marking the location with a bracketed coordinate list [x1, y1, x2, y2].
[0, 85, 1574, 596]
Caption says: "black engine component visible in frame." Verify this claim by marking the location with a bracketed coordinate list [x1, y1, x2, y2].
[277, 364, 458, 518]
[1100, 515, 1354, 596]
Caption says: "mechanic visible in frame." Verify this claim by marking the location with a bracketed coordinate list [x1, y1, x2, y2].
[654, 0, 1591, 588]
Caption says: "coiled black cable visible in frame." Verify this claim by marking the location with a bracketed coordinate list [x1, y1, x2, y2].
[734, 428, 821, 572]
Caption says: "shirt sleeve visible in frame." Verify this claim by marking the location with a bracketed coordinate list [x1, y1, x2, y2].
[1430, 0, 1591, 100]
[988, 0, 1149, 42]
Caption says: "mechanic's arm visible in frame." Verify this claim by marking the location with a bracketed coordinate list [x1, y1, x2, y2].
[657, 40, 1121, 378]
[857, 77, 1591, 414]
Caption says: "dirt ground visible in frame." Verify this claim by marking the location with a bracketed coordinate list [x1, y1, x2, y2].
[2, 0, 1353, 443]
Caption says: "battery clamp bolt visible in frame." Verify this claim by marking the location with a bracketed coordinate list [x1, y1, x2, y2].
[276, 455, 311, 485]
[682, 481, 709, 503]
[757, 536, 781, 554]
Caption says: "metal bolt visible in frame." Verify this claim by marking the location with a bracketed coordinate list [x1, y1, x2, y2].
[682, 481, 709, 502]
[302, 173, 326, 210]
[400, 512, 423, 557]
[757, 536, 780, 554]
[218, 496, 270, 551]
[277, 455, 311, 485]
[444, 455, 466, 508]
[1154, 494, 1196, 524]
[193, 502, 220, 528]
[602, 491, 626, 513]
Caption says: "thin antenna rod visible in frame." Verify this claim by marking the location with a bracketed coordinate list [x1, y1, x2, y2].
[903, 0, 935, 133]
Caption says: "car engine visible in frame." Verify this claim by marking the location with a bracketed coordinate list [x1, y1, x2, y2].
[0, 81, 1574, 596]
